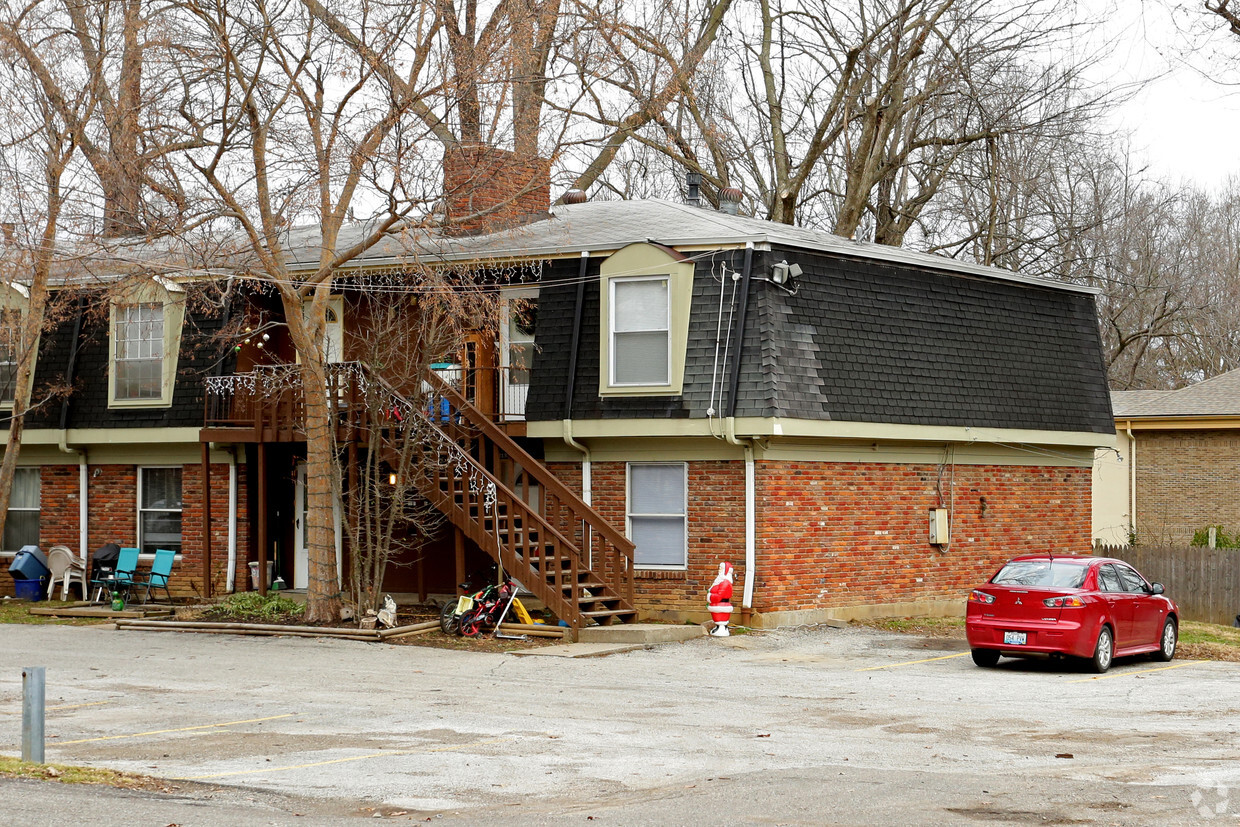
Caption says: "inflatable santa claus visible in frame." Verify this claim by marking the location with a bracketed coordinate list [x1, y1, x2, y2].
[707, 561, 734, 637]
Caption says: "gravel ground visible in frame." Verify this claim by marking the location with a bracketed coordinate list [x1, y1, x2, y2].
[1, 623, 1237, 825]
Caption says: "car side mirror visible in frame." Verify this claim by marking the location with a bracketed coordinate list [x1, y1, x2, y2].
[1150, 583, 1165, 595]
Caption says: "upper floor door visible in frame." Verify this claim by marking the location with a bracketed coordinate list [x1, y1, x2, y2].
[500, 288, 538, 420]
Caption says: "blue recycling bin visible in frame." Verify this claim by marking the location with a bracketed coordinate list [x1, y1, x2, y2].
[9, 546, 50, 581]
[13, 578, 44, 601]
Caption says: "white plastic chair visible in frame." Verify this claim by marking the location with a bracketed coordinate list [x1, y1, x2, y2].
[46, 545, 87, 601]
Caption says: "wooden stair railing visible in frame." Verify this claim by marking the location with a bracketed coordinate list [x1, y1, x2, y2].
[360, 366, 637, 629]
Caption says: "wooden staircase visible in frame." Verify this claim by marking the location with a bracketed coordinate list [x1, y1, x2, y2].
[373, 369, 637, 630]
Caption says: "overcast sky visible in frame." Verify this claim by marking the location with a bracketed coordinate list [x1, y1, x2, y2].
[1098, 1, 1240, 190]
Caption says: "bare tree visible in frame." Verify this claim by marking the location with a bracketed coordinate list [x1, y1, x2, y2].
[0, 77, 75, 551]
[337, 276, 495, 613]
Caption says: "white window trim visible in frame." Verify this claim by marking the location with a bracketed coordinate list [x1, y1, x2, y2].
[626, 461, 688, 570]
[137, 465, 183, 555]
[0, 284, 36, 411]
[108, 280, 185, 409]
[609, 275, 671, 388]
[3, 466, 40, 552]
[598, 242, 695, 397]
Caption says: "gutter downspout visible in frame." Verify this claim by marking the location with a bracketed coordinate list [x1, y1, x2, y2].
[562, 253, 593, 558]
[226, 446, 238, 593]
[56, 432, 87, 563]
[1126, 423, 1136, 544]
[724, 244, 756, 624]
[563, 420, 591, 505]
[58, 297, 87, 562]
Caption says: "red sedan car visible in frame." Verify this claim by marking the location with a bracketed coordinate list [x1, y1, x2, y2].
[966, 555, 1179, 673]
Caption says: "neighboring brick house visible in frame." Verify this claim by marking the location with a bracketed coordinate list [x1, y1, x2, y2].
[2, 189, 1115, 625]
[1095, 370, 1240, 547]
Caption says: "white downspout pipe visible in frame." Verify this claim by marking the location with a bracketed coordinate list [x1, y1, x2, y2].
[57, 430, 87, 563]
[1126, 423, 1136, 544]
[226, 447, 238, 593]
[563, 420, 592, 566]
[725, 417, 756, 612]
[562, 420, 591, 505]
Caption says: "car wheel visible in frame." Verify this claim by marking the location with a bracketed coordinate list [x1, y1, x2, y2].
[971, 648, 1000, 668]
[1153, 618, 1177, 662]
[1090, 626, 1113, 674]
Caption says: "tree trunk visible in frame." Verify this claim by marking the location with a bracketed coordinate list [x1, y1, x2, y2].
[281, 290, 342, 623]
[0, 155, 63, 544]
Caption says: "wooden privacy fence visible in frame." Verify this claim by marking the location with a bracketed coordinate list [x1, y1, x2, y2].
[1096, 544, 1240, 627]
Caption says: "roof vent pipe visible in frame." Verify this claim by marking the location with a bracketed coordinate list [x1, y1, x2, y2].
[719, 186, 743, 215]
[685, 171, 702, 207]
[562, 188, 588, 205]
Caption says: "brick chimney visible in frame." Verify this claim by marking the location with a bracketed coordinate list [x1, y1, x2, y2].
[442, 145, 551, 236]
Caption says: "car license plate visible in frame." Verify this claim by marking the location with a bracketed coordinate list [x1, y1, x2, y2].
[1003, 631, 1027, 645]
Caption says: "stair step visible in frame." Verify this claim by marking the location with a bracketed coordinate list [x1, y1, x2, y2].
[581, 609, 637, 619]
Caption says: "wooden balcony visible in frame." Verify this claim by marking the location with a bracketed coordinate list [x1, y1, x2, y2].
[200, 363, 528, 443]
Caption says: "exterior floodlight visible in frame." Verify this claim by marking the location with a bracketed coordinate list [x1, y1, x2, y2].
[771, 260, 802, 285]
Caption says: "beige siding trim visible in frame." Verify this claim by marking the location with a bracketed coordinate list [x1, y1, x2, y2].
[10, 427, 206, 445]
[531, 417, 1113, 450]
[541, 434, 1094, 467]
[1, 439, 233, 466]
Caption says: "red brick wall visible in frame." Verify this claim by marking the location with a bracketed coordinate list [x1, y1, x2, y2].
[41, 465, 81, 549]
[87, 465, 137, 551]
[546, 458, 1091, 617]
[443, 145, 551, 236]
[1, 461, 249, 601]
[756, 461, 1092, 612]
[182, 462, 249, 599]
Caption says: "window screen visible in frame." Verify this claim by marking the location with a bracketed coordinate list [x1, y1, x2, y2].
[114, 303, 164, 400]
[3, 467, 39, 551]
[0, 310, 19, 403]
[139, 467, 182, 554]
[612, 278, 669, 385]
[628, 463, 686, 567]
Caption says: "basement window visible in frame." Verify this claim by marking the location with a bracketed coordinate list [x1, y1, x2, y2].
[627, 462, 687, 569]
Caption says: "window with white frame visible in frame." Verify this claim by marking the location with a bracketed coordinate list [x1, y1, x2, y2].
[114, 303, 165, 401]
[610, 277, 669, 386]
[3, 467, 39, 552]
[138, 467, 182, 555]
[627, 462, 687, 568]
[0, 309, 19, 405]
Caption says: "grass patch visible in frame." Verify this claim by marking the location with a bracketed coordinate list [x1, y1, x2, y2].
[0, 600, 109, 626]
[857, 616, 966, 639]
[0, 756, 164, 790]
[1178, 621, 1240, 662]
[208, 592, 305, 624]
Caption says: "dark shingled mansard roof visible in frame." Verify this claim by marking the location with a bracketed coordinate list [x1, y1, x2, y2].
[501, 201, 1113, 435]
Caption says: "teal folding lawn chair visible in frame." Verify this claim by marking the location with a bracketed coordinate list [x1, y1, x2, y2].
[136, 549, 176, 604]
[91, 547, 140, 603]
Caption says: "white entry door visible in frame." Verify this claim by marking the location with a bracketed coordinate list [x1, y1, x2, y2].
[294, 462, 343, 590]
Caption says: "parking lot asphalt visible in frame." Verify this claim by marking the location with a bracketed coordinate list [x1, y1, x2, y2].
[1, 622, 1238, 825]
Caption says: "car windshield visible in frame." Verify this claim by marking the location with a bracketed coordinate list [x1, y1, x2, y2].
[991, 560, 1088, 589]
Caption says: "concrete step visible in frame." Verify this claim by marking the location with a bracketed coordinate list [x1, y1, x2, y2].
[577, 623, 704, 645]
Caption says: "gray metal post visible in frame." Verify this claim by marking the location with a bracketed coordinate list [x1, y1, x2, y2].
[21, 666, 45, 764]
